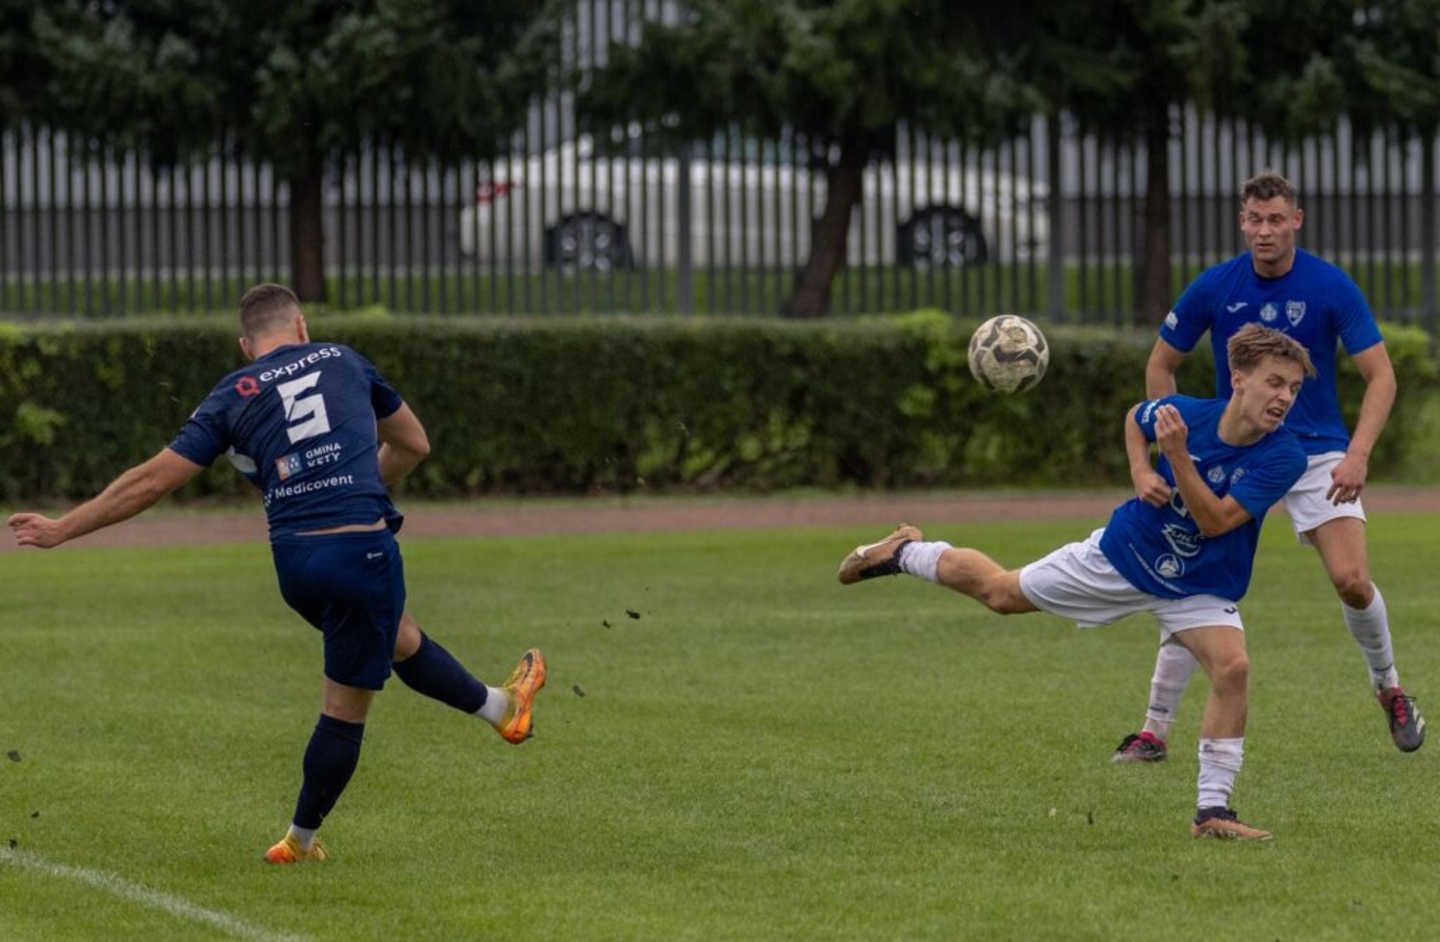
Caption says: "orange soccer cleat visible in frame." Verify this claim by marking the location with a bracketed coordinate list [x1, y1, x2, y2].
[263, 834, 330, 864]
[496, 648, 547, 744]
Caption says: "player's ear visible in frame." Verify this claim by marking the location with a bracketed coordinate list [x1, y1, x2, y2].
[295, 314, 310, 343]
[238, 335, 252, 360]
[1292, 206, 1304, 231]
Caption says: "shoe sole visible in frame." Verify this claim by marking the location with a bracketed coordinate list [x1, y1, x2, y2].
[837, 525, 922, 585]
[1190, 821, 1273, 841]
[1111, 751, 1166, 763]
[500, 648, 547, 744]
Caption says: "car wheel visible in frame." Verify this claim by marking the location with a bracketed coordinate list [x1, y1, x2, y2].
[897, 208, 988, 268]
[545, 213, 632, 270]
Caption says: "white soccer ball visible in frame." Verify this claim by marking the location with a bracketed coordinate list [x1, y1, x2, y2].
[967, 315, 1049, 393]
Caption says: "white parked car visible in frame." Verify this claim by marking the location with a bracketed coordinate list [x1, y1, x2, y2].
[458, 134, 1047, 271]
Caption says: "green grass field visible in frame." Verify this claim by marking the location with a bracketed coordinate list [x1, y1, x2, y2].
[3, 512, 1439, 940]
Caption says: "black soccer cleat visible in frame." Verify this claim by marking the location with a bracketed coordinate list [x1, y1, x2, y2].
[1378, 686, 1425, 753]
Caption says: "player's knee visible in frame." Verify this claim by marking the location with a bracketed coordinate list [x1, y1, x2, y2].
[977, 579, 1026, 615]
[1209, 651, 1250, 694]
[1330, 570, 1372, 607]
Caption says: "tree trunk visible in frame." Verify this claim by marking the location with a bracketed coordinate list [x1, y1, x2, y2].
[1422, 133, 1436, 331]
[288, 165, 326, 303]
[1139, 104, 1173, 325]
[782, 140, 866, 317]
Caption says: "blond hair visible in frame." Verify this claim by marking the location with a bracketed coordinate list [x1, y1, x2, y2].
[1227, 322, 1316, 378]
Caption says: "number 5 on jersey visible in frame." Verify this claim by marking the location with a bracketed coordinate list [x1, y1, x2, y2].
[277, 372, 332, 443]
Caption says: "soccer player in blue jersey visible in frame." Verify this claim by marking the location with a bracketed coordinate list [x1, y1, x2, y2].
[1112, 170, 1424, 765]
[838, 324, 1314, 840]
[7, 283, 547, 864]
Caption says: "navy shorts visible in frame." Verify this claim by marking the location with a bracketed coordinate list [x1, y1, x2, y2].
[271, 528, 406, 690]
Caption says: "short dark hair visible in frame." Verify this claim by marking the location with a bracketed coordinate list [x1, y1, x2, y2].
[1228, 322, 1316, 378]
[1241, 170, 1297, 206]
[238, 283, 301, 339]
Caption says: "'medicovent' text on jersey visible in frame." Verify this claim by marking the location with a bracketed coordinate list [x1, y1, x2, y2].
[1159, 248, 1382, 456]
[168, 343, 403, 538]
[1100, 395, 1306, 601]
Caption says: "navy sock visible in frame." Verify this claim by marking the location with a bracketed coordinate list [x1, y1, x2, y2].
[292, 714, 365, 830]
[392, 633, 488, 713]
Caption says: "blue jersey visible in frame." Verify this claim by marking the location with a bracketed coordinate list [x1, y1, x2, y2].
[168, 342, 405, 538]
[1159, 248, 1382, 456]
[1100, 395, 1306, 601]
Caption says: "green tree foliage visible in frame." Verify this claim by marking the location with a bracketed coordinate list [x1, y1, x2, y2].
[35, 0, 563, 300]
[1025, 0, 1247, 325]
[580, 0, 1040, 317]
[0, 0, 58, 127]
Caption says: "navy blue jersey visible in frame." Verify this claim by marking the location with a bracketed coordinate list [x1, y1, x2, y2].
[168, 343, 404, 538]
[1100, 395, 1306, 601]
[1160, 249, 1381, 455]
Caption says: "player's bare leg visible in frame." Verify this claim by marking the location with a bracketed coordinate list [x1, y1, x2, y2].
[934, 549, 1038, 614]
[1171, 626, 1270, 840]
[1308, 518, 1424, 751]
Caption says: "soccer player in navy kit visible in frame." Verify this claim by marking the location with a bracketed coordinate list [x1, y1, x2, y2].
[838, 324, 1314, 840]
[8, 283, 546, 864]
[1112, 170, 1424, 765]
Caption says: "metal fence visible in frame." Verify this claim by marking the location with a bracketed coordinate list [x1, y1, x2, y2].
[2, 110, 1437, 323]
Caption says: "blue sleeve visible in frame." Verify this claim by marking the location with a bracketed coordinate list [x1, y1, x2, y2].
[168, 394, 230, 467]
[1132, 395, 1182, 442]
[1159, 274, 1213, 353]
[357, 352, 402, 419]
[1229, 439, 1306, 519]
[1331, 273, 1383, 356]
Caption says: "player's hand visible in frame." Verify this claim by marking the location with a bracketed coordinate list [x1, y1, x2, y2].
[1327, 452, 1369, 504]
[8, 513, 66, 549]
[1153, 404, 1190, 458]
[1131, 467, 1172, 507]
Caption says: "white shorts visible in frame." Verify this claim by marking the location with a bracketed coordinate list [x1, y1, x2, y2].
[1018, 528, 1245, 641]
[1283, 451, 1366, 545]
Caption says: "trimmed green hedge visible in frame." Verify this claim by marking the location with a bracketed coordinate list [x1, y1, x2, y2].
[1, 312, 1436, 501]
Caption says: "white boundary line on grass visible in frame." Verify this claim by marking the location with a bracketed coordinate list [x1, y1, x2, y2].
[0, 846, 312, 942]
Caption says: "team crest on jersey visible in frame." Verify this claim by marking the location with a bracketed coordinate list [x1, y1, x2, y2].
[1259, 302, 1279, 323]
[276, 453, 303, 480]
[1206, 465, 1226, 485]
[1286, 300, 1306, 326]
[1155, 554, 1184, 578]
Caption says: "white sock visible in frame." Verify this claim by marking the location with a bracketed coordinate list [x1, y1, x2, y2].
[1196, 737, 1244, 809]
[476, 686, 508, 725]
[287, 824, 318, 851]
[1142, 642, 1200, 741]
[1342, 584, 1400, 690]
[898, 541, 952, 583]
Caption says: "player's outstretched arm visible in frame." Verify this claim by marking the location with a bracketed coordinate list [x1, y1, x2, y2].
[7, 448, 204, 549]
[377, 402, 431, 486]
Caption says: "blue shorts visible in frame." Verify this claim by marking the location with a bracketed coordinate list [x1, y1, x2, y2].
[271, 529, 406, 690]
